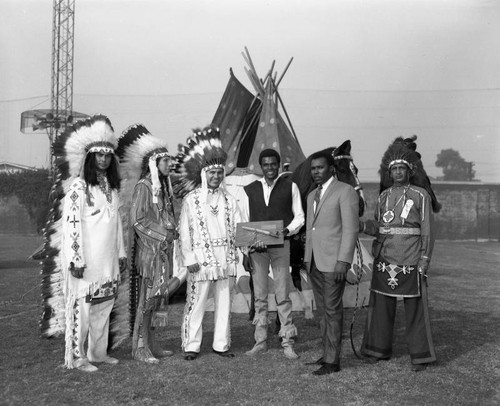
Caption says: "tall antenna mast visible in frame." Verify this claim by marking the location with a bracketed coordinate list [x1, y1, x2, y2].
[51, 0, 75, 128]
[20, 0, 87, 174]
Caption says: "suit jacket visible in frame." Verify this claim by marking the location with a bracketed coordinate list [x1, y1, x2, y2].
[304, 178, 359, 273]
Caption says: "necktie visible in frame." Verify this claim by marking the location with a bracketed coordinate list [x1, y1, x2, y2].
[314, 184, 322, 213]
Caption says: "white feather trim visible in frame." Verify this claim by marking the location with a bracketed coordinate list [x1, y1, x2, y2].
[65, 118, 116, 178]
[119, 132, 169, 212]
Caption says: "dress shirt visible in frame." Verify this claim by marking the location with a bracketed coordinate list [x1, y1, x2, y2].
[313, 175, 334, 213]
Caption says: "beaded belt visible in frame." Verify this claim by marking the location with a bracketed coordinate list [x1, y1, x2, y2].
[379, 227, 421, 235]
[210, 238, 228, 247]
[194, 238, 228, 248]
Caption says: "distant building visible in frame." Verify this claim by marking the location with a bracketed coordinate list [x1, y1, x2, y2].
[0, 161, 38, 174]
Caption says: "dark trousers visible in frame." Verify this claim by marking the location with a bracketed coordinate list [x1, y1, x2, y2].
[361, 289, 436, 364]
[309, 260, 346, 365]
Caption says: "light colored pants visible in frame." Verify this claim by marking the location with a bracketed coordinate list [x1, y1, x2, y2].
[73, 297, 114, 363]
[250, 241, 296, 347]
[181, 277, 234, 353]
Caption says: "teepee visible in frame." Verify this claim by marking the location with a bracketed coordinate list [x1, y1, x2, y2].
[212, 48, 305, 176]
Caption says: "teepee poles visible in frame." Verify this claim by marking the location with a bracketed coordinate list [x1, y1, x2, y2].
[276, 57, 294, 88]
[263, 60, 276, 86]
[244, 46, 258, 76]
[242, 48, 300, 147]
[242, 47, 265, 96]
[271, 77, 300, 145]
[244, 66, 263, 96]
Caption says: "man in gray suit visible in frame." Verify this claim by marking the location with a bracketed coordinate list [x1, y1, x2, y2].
[303, 150, 359, 375]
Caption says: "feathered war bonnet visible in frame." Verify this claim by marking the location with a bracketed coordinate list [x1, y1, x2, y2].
[117, 124, 170, 204]
[379, 135, 441, 213]
[110, 125, 170, 347]
[53, 114, 117, 181]
[40, 114, 117, 339]
[172, 125, 227, 199]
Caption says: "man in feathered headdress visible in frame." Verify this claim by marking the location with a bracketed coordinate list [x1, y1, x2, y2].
[174, 125, 242, 361]
[51, 115, 127, 372]
[359, 136, 438, 372]
[118, 124, 178, 364]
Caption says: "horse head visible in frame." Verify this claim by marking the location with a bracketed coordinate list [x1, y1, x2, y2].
[287, 141, 366, 274]
[290, 140, 366, 217]
[332, 140, 366, 217]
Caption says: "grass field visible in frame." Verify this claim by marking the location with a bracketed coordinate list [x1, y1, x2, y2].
[1, 234, 499, 406]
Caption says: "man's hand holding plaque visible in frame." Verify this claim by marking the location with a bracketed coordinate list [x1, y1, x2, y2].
[235, 220, 284, 249]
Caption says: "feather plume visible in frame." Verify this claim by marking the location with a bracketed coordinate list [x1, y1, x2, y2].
[172, 126, 227, 199]
[379, 135, 441, 213]
[40, 115, 117, 338]
[116, 124, 170, 337]
[118, 124, 170, 211]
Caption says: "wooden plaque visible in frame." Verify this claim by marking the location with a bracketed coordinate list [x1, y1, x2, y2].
[235, 220, 284, 247]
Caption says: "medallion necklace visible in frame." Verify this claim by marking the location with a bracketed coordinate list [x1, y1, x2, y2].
[208, 189, 221, 216]
[97, 172, 112, 203]
[382, 185, 409, 224]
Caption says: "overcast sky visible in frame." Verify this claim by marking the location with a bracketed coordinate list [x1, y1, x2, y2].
[1, 0, 499, 181]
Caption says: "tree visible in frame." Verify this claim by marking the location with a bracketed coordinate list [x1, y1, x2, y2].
[0, 169, 52, 233]
[435, 149, 475, 181]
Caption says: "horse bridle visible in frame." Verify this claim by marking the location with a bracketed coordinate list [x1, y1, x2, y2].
[332, 153, 363, 192]
[333, 151, 369, 360]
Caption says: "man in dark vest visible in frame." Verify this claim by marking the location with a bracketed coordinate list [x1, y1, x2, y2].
[240, 149, 305, 360]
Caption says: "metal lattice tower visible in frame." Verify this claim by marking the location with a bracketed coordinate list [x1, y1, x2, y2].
[21, 0, 88, 174]
[51, 0, 75, 123]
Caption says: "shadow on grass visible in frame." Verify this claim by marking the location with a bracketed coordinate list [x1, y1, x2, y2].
[344, 303, 500, 368]
[152, 300, 500, 368]
[428, 307, 500, 365]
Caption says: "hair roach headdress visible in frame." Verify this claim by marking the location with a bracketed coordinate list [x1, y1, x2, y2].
[379, 135, 441, 213]
[172, 125, 227, 199]
[40, 115, 118, 338]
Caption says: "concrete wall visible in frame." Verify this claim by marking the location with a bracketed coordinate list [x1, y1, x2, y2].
[2, 182, 500, 240]
[360, 181, 500, 241]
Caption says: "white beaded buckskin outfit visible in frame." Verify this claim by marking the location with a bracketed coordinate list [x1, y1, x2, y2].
[42, 115, 126, 371]
[174, 126, 242, 356]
